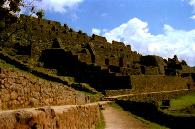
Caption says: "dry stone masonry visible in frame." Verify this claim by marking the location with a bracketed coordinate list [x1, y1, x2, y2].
[0, 68, 90, 110]
[0, 13, 195, 129]
[0, 15, 195, 94]
[0, 103, 101, 129]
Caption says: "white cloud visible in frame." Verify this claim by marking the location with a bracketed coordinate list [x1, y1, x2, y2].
[186, 0, 195, 18]
[190, 15, 195, 19]
[92, 28, 101, 35]
[102, 18, 195, 66]
[33, 0, 84, 13]
[188, 0, 195, 9]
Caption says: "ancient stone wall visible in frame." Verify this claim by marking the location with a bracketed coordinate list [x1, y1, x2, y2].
[104, 89, 132, 96]
[114, 89, 194, 102]
[86, 40, 134, 68]
[130, 75, 192, 93]
[91, 34, 107, 42]
[142, 66, 159, 75]
[15, 16, 139, 68]
[1, 15, 145, 71]
[0, 68, 90, 110]
[2, 15, 91, 63]
[141, 55, 165, 75]
[105, 76, 195, 97]
[181, 65, 195, 74]
[1, 15, 195, 94]
[0, 103, 101, 129]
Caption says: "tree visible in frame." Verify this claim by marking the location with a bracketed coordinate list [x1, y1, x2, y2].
[36, 9, 44, 19]
[0, 0, 43, 21]
[0, 0, 22, 32]
[1, 0, 22, 20]
[0, 0, 44, 41]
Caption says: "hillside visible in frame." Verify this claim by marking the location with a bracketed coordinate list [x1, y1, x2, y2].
[0, 15, 194, 93]
[0, 15, 195, 129]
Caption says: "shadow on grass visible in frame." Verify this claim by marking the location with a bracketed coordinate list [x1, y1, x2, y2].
[116, 100, 195, 129]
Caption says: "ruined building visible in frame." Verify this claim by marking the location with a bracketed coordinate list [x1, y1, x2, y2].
[0, 15, 195, 94]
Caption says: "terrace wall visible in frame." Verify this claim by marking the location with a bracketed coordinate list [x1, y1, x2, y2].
[0, 68, 90, 110]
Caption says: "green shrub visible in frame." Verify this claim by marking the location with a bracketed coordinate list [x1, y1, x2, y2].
[36, 9, 45, 19]
[0, 21, 5, 30]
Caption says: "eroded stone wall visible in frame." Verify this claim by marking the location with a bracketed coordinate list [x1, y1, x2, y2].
[0, 68, 90, 110]
[130, 75, 192, 93]
[1, 15, 195, 94]
[112, 89, 193, 102]
[0, 103, 101, 129]
[1, 16, 142, 69]
[104, 89, 132, 96]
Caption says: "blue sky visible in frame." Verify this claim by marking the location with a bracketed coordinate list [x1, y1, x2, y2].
[44, 0, 195, 34]
[32, 0, 195, 66]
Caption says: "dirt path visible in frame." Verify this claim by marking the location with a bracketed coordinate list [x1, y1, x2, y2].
[102, 106, 148, 129]
[105, 89, 190, 100]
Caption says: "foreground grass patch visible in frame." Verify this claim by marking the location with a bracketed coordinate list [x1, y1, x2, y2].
[96, 111, 105, 129]
[161, 92, 195, 116]
[0, 59, 15, 69]
[169, 93, 195, 111]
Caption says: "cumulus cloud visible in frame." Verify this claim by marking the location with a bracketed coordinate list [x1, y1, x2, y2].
[92, 28, 101, 35]
[190, 15, 195, 19]
[102, 18, 195, 66]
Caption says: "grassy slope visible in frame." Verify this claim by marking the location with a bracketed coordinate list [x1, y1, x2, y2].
[0, 59, 57, 82]
[0, 58, 15, 69]
[161, 92, 195, 116]
[169, 93, 195, 111]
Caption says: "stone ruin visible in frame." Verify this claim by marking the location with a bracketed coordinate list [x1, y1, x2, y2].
[0, 15, 195, 93]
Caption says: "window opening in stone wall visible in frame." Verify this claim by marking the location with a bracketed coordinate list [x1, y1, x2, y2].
[119, 57, 123, 67]
[105, 58, 109, 65]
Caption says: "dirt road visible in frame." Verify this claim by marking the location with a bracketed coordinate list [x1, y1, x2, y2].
[102, 106, 148, 129]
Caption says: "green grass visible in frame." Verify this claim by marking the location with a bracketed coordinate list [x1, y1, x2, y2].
[0, 59, 52, 81]
[0, 59, 16, 69]
[95, 111, 105, 129]
[109, 102, 123, 110]
[169, 93, 195, 111]
[160, 92, 195, 116]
